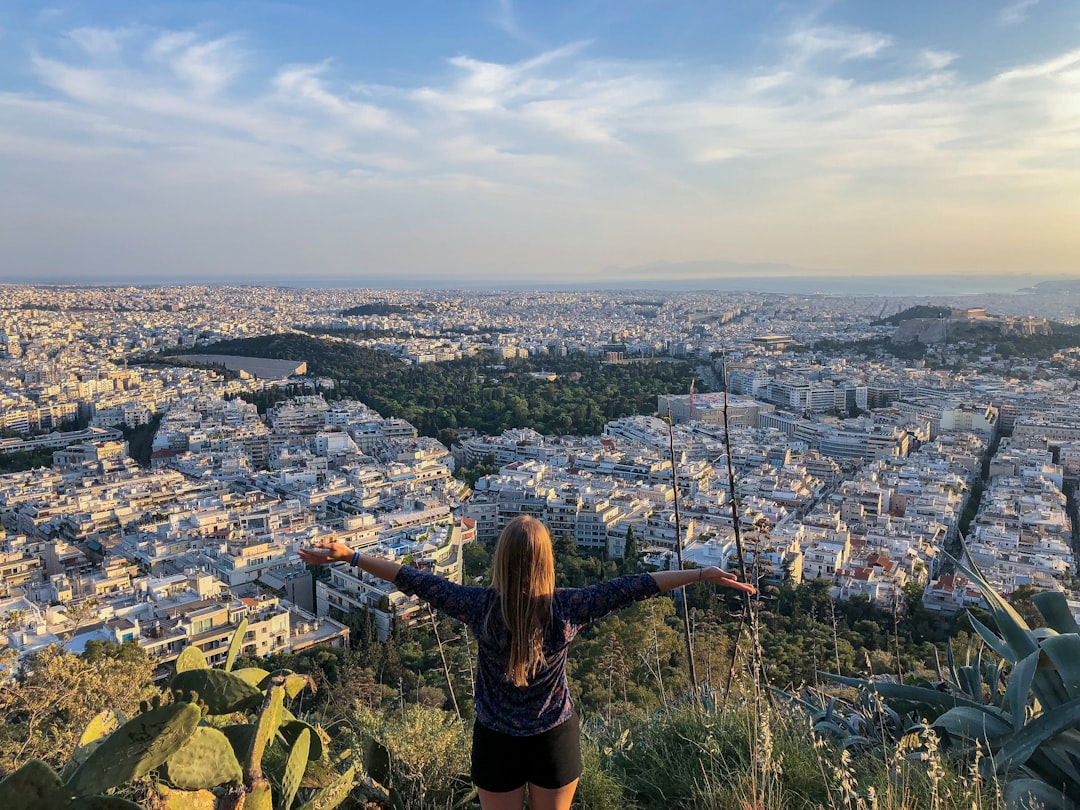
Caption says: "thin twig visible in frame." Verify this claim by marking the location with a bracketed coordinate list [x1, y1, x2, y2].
[666, 403, 698, 703]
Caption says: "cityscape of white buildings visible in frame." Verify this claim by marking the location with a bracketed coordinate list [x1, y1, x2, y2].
[1, 283, 1079, 674]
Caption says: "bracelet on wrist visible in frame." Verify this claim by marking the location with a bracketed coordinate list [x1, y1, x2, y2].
[351, 550, 360, 567]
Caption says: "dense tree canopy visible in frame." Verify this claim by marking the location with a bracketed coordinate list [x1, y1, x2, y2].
[169, 333, 699, 438]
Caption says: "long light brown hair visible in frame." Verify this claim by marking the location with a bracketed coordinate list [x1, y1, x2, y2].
[490, 515, 555, 687]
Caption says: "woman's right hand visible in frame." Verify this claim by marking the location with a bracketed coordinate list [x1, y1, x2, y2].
[299, 541, 354, 565]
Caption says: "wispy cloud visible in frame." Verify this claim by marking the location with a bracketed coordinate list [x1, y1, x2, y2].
[2, 15, 1078, 278]
[999, 0, 1040, 25]
[490, 0, 525, 41]
[785, 25, 892, 64]
[920, 50, 958, 71]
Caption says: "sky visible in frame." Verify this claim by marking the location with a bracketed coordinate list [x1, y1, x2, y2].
[0, 0, 1078, 289]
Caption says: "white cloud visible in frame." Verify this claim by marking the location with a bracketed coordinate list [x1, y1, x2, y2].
[168, 35, 247, 97]
[68, 27, 132, 58]
[490, 0, 525, 41]
[2, 20, 1079, 278]
[1000, 0, 1040, 26]
[785, 25, 892, 64]
[920, 50, 958, 71]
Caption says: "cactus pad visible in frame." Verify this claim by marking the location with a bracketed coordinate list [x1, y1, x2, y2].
[224, 618, 248, 673]
[296, 765, 356, 810]
[163, 725, 243, 790]
[232, 667, 271, 687]
[281, 720, 324, 761]
[280, 727, 310, 810]
[171, 669, 263, 715]
[175, 645, 208, 673]
[79, 708, 123, 748]
[246, 783, 273, 810]
[221, 723, 256, 763]
[69, 797, 146, 809]
[66, 702, 202, 797]
[0, 759, 67, 810]
[154, 784, 218, 810]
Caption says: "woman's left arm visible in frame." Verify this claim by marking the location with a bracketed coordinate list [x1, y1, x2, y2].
[299, 542, 401, 581]
[650, 566, 757, 595]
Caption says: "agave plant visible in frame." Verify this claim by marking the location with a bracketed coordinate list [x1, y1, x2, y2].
[0, 620, 356, 810]
[824, 543, 1080, 810]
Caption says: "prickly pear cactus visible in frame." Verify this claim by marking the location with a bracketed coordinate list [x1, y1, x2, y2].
[231, 667, 270, 687]
[161, 726, 242, 790]
[79, 708, 124, 747]
[7, 622, 356, 810]
[154, 784, 218, 810]
[281, 720, 323, 762]
[0, 758, 67, 810]
[171, 668, 263, 715]
[69, 797, 146, 809]
[280, 727, 310, 810]
[174, 645, 208, 673]
[66, 702, 202, 797]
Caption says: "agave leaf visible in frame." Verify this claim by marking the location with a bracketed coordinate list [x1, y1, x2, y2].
[1034, 668, 1074, 713]
[841, 735, 872, 750]
[959, 665, 983, 701]
[933, 705, 1011, 746]
[224, 618, 248, 673]
[1040, 635, 1080, 701]
[1041, 735, 1080, 789]
[1006, 651, 1040, 731]
[1004, 778, 1078, 810]
[813, 720, 851, 740]
[1034, 592, 1080, 635]
[821, 673, 1003, 717]
[766, 686, 821, 715]
[947, 547, 1038, 660]
[175, 645, 209, 673]
[969, 613, 1016, 662]
[989, 658, 1007, 703]
[993, 697, 1080, 778]
[1023, 748, 1080, 804]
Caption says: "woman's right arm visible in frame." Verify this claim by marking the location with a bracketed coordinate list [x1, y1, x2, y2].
[299, 541, 487, 625]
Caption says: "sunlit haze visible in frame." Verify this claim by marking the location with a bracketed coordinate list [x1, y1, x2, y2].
[1, 0, 1078, 289]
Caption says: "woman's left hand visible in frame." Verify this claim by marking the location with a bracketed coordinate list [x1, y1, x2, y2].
[699, 566, 758, 595]
[299, 541, 354, 565]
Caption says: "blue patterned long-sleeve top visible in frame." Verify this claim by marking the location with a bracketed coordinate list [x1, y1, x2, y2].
[394, 567, 660, 736]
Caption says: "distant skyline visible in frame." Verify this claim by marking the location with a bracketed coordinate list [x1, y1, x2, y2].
[1, 1, 1078, 287]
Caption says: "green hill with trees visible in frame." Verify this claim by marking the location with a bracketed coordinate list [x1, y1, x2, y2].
[161, 333, 699, 439]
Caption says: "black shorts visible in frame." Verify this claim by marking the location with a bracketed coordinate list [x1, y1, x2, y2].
[471, 712, 583, 792]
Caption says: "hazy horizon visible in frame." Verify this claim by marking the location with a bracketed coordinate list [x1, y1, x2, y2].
[1, 1, 1078, 285]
